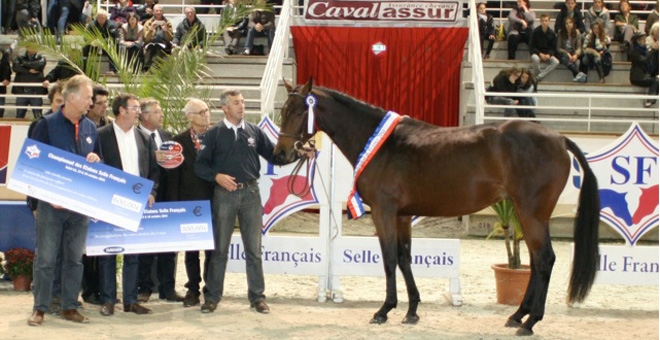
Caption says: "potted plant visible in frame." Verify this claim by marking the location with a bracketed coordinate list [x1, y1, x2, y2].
[4, 248, 35, 291]
[488, 199, 531, 305]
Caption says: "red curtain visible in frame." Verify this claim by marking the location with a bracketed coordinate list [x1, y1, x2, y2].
[291, 26, 468, 127]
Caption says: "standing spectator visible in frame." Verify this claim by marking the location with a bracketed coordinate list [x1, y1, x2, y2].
[582, 20, 612, 83]
[27, 74, 100, 326]
[486, 66, 521, 117]
[12, 47, 47, 119]
[135, 98, 183, 303]
[136, 0, 157, 23]
[3, 0, 18, 33]
[506, 0, 535, 60]
[173, 6, 207, 49]
[195, 89, 277, 314]
[142, 4, 173, 72]
[477, 2, 496, 59]
[0, 49, 12, 118]
[629, 32, 659, 107]
[110, 0, 136, 25]
[222, 0, 249, 55]
[554, 0, 586, 35]
[83, 10, 119, 74]
[50, 0, 86, 42]
[166, 98, 214, 308]
[530, 14, 559, 81]
[614, 0, 639, 51]
[241, 7, 276, 56]
[557, 17, 587, 82]
[584, 0, 614, 38]
[97, 93, 158, 317]
[119, 12, 144, 72]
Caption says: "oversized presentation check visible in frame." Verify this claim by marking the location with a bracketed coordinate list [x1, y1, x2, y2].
[7, 139, 154, 232]
[86, 201, 214, 255]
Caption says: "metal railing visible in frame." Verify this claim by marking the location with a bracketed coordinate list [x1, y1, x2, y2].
[261, 0, 292, 120]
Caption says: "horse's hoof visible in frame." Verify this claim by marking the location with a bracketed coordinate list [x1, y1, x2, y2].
[369, 315, 388, 325]
[515, 327, 534, 336]
[505, 318, 522, 328]
[401, 314, 419, 324]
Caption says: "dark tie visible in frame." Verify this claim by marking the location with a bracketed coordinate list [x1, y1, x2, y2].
[150, 132, 156, 141]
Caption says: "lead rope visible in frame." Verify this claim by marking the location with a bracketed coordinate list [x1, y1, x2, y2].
[286, 139, 316, 198]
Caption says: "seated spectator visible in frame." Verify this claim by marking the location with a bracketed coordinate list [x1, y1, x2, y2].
[173, 6, 206, 49]
[646, 1, 659, 36]
[583, 20, 612, 83]
[486, 66, 522, 117]
[49, 0, 86, 42]
[198, 0, 223, 15]
[12, 47, 47, 119]
[142, 4, 173, 71]
[557, 17, 587, 82]
[646, 23, 659, 76]
[516, 68, 537, 118]
[83, 10, 119, 73]
[477, 2, 496, 59]
[614, 0, 639, 52]
[222, 0, 249, 55]
[629, 32, 659, 107]
[585, 0, 614, 37]
[15, 0, 41, 36]
[506, 0, 535, 60]
[530, 14, 559, 81]
[136, 0, 158, 23]
[110, 0, 136, 25]
[119, 12, 144, 72]
[242, 7, 276, 56]
[554, 0, 586, 35]
[0, 49, 12, 118]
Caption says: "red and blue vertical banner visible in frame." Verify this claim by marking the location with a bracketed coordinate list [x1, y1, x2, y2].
[0, 126, 11, 185]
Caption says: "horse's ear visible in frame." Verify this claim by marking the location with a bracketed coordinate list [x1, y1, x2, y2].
[301, 77, 314, 95]
[283, 79, 294, 93]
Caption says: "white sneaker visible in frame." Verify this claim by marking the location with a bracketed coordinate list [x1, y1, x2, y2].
[578, 73, 588, 83]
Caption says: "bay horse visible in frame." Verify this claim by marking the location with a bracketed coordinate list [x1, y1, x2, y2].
[273, 79, 600, 336]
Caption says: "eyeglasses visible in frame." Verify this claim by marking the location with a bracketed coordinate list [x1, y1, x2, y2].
[190, 108, 210, 115]
[125, 106, 141, 112]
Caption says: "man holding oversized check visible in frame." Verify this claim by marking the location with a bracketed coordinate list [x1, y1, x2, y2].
[26, 75, 101, 326]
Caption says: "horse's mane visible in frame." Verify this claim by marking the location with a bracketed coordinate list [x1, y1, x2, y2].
[318, 87, 386, 118]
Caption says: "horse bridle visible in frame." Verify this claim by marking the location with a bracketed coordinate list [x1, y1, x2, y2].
[278, 92, 317, 197]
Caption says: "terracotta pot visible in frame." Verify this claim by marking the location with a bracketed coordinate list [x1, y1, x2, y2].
[12, 275, 32, 292]
[491, 263, 531, 305]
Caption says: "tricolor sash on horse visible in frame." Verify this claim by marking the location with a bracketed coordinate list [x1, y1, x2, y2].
[347, 111, 403, 219]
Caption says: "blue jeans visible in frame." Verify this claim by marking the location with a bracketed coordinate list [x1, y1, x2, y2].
[15, 96, 43, 119]
[46, 0, 59, 32]
[98, 254, 139, 305]
[204, 184, 266, 304]
[32, 203, 89, 312]
[244, 27, 275, 53]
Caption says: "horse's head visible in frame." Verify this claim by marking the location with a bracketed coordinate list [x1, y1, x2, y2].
[273, 78, 317, 164]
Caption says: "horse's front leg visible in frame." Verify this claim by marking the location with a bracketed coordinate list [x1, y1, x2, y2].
[370, 208, 399, 324]
[396, 215, 420, 324]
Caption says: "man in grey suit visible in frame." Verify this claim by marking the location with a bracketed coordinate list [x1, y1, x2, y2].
[96, 93, 159, 317]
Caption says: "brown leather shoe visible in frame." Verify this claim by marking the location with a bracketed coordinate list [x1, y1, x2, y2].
[250, 300, 270, 314]
[61, 309, 90, 323]
[124, 303, 152, 315]
[200, 300, 217, 313]
[163, 291, 185, 303]
[100, 302, 114, 316]
[27, 310, 44, 326]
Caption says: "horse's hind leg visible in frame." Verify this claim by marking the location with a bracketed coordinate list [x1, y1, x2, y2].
[395, 215, 420, 324]
[370, 208, 399, 324]
[507, 212, 556, 336]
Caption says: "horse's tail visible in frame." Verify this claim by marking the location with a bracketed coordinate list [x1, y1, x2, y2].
[564, 138, 601, 304]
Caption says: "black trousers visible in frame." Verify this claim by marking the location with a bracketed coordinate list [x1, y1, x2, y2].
[137, 252, 177, 297]
[81, 255, 100, 299]
[184, 250, 211, 295]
